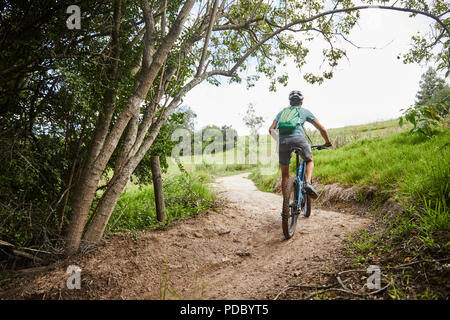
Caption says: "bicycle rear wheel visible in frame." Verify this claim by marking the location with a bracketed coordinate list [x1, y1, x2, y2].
[282, 176, 299, 239]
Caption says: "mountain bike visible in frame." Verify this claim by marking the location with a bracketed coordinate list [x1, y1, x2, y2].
[281, 144, 329, 240]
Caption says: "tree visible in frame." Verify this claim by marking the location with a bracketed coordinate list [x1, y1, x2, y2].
[2, 0, 448, 255]
[243, 103, 265, 139]
[415, 67, 447, 106]
[430, 86, 450, 114]
[221, 125, 238, 151]
[0, 0, 116, 247]
[415, 67, 449, 117]
[399, 67, 449, 136]
[177, 106, 198, 132]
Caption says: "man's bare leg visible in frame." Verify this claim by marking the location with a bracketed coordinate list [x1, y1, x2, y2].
[305, 158, 314, 184]
[304, 157, 318, 198]
[280, 164, 290, 197]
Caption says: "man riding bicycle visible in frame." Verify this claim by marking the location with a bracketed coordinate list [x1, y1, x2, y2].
[269, 90, 331, 199]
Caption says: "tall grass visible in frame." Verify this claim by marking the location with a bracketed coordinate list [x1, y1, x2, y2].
[416, 197, 450, 250]
[312, 129, 450, 206]
[105, 172, 215, 235]
[193, 162, 258, 177]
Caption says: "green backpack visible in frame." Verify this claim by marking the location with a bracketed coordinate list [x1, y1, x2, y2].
[276, 106, 300, 134]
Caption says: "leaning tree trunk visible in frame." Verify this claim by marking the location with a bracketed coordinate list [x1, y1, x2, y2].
[64, 0, 123, 255]
[65, 0, 196, 254]
[82, 121, 167, 244]
[150, 155, 166, 222]
[82, 72, 209, 244]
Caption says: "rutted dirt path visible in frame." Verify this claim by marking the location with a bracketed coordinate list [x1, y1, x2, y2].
[3, 173, 371, 300]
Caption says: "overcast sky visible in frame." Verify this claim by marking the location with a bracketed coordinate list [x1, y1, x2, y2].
[182, 8, 441, 135]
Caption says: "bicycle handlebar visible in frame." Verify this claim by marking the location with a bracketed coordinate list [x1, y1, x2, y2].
[311, 143, 332, 150]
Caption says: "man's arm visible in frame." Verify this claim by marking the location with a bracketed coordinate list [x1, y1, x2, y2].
[269, 120, 277, 133]
[311, 119, 331, 145]
[269, 120, 278, 141]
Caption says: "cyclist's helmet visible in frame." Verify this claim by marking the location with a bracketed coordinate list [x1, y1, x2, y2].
[289, 90, 303, 105]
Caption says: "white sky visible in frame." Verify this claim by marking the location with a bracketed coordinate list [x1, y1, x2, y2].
[182, 8, 441, 135]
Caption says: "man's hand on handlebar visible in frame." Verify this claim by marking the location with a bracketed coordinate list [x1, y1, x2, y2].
[312, 142, 332, 150]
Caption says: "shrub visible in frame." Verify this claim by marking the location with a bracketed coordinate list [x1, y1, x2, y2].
[399, 101, 449, 137]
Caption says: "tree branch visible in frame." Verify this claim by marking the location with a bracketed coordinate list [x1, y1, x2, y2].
[209, 4, 450, 79]
[196, 0, 220, 77]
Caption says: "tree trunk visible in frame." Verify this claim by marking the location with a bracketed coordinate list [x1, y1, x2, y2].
[78, 0, 196, 247]
[82, 103, 178, 243]
[82, 123, 165, 244]
[150, 155, 166, 222]
[82, 163, 133, 243]
[81, 66, 218, 244]
[64, 0, 123, 255]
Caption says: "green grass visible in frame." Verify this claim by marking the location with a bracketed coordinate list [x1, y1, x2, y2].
[193, 162, 258, 177]
[312, 129, 450, 205]
[388, 196, 450, 251]
[348, 231, 379, 254]
[310, 127, 450, 254]
[105, 172, 215, 235]
[305, 118, 412, 148]
[246, 119, 412, 195]
[248, 167, 279, 193]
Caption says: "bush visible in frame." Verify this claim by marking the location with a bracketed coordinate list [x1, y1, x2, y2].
[0, 134, 70, 248]
[399, 101, 449, 137]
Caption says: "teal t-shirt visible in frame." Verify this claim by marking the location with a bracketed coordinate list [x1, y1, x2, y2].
[275, 106, 316, 138]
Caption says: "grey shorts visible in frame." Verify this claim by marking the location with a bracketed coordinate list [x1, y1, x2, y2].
[278, 135, 312, 166]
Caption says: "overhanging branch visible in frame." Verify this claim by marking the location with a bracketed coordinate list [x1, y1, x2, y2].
[209, 4, 450, 78]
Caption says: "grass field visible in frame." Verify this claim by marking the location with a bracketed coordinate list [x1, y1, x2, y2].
[313, 129, 450, 203]
[248, 118, 414, 192]
[304, 118, 412, 147]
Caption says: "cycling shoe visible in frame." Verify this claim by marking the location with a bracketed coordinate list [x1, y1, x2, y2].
[304, 183, 318, 199]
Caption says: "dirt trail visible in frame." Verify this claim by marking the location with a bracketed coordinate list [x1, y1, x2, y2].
[4, 173, 371, 300]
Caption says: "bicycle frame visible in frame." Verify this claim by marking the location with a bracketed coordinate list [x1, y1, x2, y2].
[295, 152, 306, 210]
[294, 144, 325, 208]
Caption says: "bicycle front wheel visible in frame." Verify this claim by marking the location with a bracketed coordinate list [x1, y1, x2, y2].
[282, 176, 299, 239]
